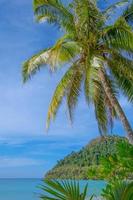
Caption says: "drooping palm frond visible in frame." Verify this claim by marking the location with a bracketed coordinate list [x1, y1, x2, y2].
[103, 0, 128, 19]
[67, 66, 83, 121]
[102, 17, 133, 52]
[40, 179, 90, 200]
[23, 48, 50, 82]
[84, 62, 117, 134]
[93, 81, 108, 134]
[94, 74, 118, 134]
[84, 63, 108, 133]
[107, 52, 133, 102]
[33, 0, 76, 33]
[46, 63, 78, 129]
[23, 35, 80, 82]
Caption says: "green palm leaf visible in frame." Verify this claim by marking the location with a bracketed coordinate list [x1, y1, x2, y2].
[103, 17, 133, 52]
[67, 66, 83, 121]
[40, 179, 90, 200]
[23, 36, 80, 82]
[33, 0, 75, 33]
[23, 48, 50, 82]
[107, 52, 133, 102]
[46, 63, 78, 129]
[103, 0, 128, 18]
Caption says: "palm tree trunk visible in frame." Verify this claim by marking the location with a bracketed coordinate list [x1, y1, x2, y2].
[99, 69, 133, 144]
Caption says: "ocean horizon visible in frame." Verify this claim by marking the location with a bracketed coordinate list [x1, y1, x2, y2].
[0, 178, 106, 200]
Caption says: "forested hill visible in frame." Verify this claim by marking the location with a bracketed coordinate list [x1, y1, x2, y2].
[45, 136, 125, 179]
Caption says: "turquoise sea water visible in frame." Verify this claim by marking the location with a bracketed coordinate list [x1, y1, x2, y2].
[0, 179, 106, 200]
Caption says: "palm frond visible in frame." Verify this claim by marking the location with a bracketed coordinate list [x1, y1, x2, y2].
[73, 0, 103, 41]
[23, 48, 50, 82]
[46, 63, 78, 129]
[67, 66, 83, 121]
[107, 52, 133, 102]
[33, 0, 75, 33]
[84, 63, 117, 134]
[40, 179, 89, 200]
[103, 0, 128, 18]
[103, 17, 133, 52]
[93, 80, 108, 135]
[84, 64, 92, 105]
[23, 36, 80, 82]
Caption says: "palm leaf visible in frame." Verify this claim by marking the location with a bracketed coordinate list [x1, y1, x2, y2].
[102, 17, 133, 52]
[40, 179, 89, 200]
[103, 0, 128, 18]
[107, 52, 133, 102]
[84, 63, 117, 134]
[67, 66, 83, 121]
[33, 0, 75, 33]
[46, 63, 78, 129]
[23, 48, 50, 82]
[93, 81, 108, 135]
[23, 36, 80, 82]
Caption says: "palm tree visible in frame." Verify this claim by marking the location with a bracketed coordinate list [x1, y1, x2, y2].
[23, 0, 133, 144]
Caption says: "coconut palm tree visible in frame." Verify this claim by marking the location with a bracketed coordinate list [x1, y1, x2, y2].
[23, 0, 133, 144]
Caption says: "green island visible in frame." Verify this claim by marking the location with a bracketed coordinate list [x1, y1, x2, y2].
[45, 136, 133, 180]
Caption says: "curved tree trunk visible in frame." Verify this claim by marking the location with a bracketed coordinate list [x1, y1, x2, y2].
[99, 69, 133, 144]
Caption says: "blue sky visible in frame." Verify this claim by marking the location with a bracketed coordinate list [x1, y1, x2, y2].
[0, 0, 132, 178]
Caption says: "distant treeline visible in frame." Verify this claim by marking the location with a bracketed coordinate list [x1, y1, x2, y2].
[45, 136, 127, 179]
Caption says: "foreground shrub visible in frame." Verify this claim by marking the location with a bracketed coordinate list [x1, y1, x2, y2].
[101, 180, 133, 200]
[40, 179, 94, 200]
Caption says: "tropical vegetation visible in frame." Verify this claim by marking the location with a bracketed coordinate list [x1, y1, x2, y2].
[40, 179, 133, 200]
[102, 180, 133, 200]
[96, 139, 133, 180]
[23, 0, 133, 143]
[40, 179, 91, 200]
[45, 136, 133, 180]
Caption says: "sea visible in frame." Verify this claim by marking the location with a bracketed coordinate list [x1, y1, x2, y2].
[0, 179, 106, 200]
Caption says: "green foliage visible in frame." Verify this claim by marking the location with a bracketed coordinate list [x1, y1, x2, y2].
[33, 0, 75, 33]
[23, 0, 133, 136]
[107, 52, 133, 102]
[40, 179, 93, 200]
[103, 17, 133, 51]
[103, 0, 128, 19]
[46, 63, 83, 128]
[45, 136, 129, 180]
[101, 180, 133, 200]
[95, 139, 133, 180]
